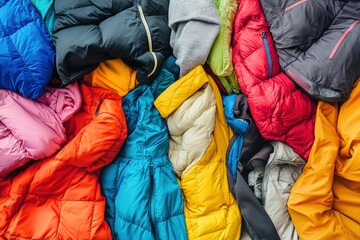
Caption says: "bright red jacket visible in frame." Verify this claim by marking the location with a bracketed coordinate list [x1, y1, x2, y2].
[232, 0, 316, 159]
[0, 84, 127, 239]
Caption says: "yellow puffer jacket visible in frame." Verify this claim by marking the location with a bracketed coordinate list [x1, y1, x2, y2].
[154, 65, 241, 240]
[288, 79, 360, 240]
[84, 58, 138, 97]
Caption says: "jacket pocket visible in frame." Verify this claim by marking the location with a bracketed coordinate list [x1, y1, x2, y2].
[261, 32, 273, 78]
[329, 20, 360, 59]
[285, 0, 308, 12]
[116, 159, 131, 191]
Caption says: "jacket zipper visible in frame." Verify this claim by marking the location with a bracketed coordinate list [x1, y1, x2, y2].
[261, 32, 273, 78]
[149, 161, 156, 236]
[137, 4, 158, 77]
[329, 20, 360, 59]
[286, 69, 311, 91]
[285, 0, 308, 12]
[94, 98, 103, 115]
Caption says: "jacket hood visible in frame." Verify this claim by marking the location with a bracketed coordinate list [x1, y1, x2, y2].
[84, 59, 139, 98]
[169, 0, 220, 77]
[58, 84, 127, 172]
[36, 82, 81, 123]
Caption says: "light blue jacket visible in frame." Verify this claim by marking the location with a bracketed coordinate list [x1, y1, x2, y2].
[100, 57, 188, 240]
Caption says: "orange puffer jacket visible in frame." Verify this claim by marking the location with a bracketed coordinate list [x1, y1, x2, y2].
[0, 84, 127, 239]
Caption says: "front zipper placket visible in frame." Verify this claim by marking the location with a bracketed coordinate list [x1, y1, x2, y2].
[137, 3, 158, 77]
[149, 161, 157, 237]
[261, 32, 273, 78]
[94, 98, 103, 115]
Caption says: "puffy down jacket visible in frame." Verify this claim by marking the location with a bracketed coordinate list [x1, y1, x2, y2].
[261, 0, 360, 101]
[0, 0, 54, 99]
[53, 0, 171, 85]
[288, 79, 360, 239]
[0, 83, 81, 180]
[0, 84, 127, 239]
[232, 0, 316, 159]
[155, 65, 241, 240]
[100, 57, 187, 240]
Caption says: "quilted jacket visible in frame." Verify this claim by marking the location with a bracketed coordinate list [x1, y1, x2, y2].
[261, 0, 360, 101]
[100, 57, 187, 240]
[53, 0, 171, 85]
[0, 83, 81, 180]
[0, 84, 127, 239]
[232, 0, 316, 159]
[288, 79, 360, 239]
[155, 65, 241, 240]
[0, 0, 54, 99]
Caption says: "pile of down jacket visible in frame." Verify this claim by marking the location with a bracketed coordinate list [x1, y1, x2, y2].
[1, 0, 360, 239]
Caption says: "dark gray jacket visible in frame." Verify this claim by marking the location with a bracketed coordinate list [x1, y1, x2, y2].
[53, 0, 171, 85]
[261, 0, 360, 102]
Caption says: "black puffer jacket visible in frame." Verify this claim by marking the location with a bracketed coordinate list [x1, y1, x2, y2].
[261, 0, 360, 102]
[53, 0, 171, 85]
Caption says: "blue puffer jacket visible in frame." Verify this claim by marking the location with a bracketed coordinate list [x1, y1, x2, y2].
[0, 0, 54, 99]
[100, 57, 188, 240]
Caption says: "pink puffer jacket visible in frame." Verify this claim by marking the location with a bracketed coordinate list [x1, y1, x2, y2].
[0, 83, 81, 180]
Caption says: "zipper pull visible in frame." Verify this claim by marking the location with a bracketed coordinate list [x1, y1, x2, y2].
[94, 98, 103, 115]
[150, 161, 154, 176]
[261, 31, 267, 39]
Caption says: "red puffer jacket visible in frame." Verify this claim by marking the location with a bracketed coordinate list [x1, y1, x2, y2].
[0, 84, 127, 239]
[232, 0, 316, 159]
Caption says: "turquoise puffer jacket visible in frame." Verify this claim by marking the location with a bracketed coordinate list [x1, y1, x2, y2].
[100, 57, 187, 240]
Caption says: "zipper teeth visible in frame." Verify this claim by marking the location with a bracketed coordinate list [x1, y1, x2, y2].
[262, 32, 273, 78]
[137, 4, 158, 77]
[285, 0, 308, 12]
[94, 98, 103, 115]
[329, 20, 360, 59]
[149, 161, 156, 235]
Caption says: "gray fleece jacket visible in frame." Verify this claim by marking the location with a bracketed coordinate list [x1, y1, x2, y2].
[169, 0, 220, 77]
